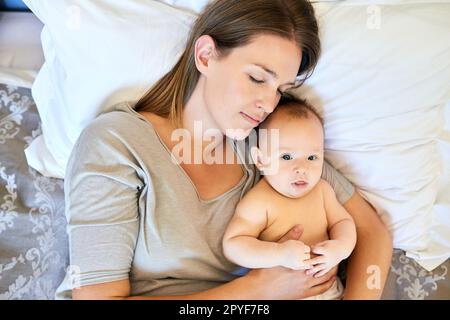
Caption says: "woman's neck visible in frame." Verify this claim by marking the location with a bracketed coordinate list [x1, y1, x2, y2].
[182, 77, 226, 156]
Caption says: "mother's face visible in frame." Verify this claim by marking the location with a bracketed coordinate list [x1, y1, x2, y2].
[197, 33, 302, 140]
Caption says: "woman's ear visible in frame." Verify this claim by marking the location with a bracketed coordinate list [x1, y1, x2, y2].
[194, 35, 217, 74]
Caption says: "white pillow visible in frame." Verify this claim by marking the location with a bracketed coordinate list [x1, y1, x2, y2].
[24, 0, 449, 270]
[154, 0, 211, 13]
[293, 2, 450, 271]
[22, 0, 196, 178]
[313, 0, 450, 3]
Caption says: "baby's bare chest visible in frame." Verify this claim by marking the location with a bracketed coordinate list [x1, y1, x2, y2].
[258, 190, 329, 246]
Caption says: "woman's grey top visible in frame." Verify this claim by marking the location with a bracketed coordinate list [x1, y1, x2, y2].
[56, 102, 355, 299]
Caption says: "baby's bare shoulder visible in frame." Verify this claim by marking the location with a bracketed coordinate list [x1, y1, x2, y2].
[317, 178, 334, 194]
[237, 179, 275, 211]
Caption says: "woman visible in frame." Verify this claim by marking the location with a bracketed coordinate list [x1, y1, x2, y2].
[57, 0, 392, 300]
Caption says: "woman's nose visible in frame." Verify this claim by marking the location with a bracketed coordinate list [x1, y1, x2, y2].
[257, 91, 279, 114]
[257, 102, 276, 115]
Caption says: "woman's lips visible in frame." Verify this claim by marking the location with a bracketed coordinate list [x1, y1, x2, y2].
[240, 112, 261, 126]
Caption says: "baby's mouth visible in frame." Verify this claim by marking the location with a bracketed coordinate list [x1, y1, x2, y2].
[291, 180, 308, 188]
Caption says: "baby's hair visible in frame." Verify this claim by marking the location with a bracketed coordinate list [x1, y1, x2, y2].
[261, 94, 323, 130]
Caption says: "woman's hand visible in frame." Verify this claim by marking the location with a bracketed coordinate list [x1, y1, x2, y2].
[245, 224, 338, 300]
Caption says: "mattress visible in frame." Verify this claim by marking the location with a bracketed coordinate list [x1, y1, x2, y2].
[0, 11, 44, 72]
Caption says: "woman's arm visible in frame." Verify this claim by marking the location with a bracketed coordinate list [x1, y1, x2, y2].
[73, 226, 338, 300]
[342, 190, 393, 300]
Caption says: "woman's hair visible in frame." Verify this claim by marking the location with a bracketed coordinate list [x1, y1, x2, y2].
[134, 0, 321, 128]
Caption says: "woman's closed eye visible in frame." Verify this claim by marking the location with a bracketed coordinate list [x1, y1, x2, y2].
[249, 75, 264, 84]
[249, 76, 284, 96]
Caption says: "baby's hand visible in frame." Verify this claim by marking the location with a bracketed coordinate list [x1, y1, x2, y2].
[304, 240, 346, 277]
[278, 240, 312, 270]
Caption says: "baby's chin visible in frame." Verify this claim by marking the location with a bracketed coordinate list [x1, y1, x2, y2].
[264, 176, 320, 199]
[287, 186, 312, 199]
[282, 181, 319, 199]
[271, 184, 312, 199]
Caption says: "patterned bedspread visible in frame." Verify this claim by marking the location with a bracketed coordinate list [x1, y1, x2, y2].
[0, 83, 448, 300]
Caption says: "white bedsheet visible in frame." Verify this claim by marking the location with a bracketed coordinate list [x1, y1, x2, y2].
[413, 102, 450, 270]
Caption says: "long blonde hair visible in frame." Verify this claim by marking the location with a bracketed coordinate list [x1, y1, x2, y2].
[134, 0, 321, 129]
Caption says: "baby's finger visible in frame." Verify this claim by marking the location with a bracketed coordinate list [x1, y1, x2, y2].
[303, 253, 311, 261]
[303, 256, 326, 266]
[312, 241, 328, 248]
[299, 263, 313, 270]
[305, 263, 326, 276]
[311, 245, 327, 255]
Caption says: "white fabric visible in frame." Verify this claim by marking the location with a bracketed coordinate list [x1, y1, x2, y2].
[411, 101, 450, 271]
[154, 0, 211, 13]
[22, 0, 196, 179]
[301, 278, 343, 300]
[22, 0, 450, 270]
[156, 0, 450, 10]
[0, 12, 44, 72]
[311, 0, 450, 3]
[293, 3, 450, 270]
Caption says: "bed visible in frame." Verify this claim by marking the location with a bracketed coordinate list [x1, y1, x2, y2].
[0, 1, 449, 300]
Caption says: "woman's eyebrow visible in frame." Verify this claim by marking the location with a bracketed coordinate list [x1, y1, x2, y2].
[252, 63, 296, 86]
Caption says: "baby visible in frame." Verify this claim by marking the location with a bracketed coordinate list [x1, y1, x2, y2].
[222, 98, 357, 300]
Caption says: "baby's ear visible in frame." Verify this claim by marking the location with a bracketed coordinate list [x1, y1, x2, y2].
[250, 146, 268, 171]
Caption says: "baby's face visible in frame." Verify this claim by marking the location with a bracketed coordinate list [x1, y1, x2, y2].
[258, 114, 324, 198]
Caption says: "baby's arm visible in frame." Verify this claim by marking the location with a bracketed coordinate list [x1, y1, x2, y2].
[323, 179, 357, 256]
[222, 190, 310, 270]
[305, 180, 357, 276]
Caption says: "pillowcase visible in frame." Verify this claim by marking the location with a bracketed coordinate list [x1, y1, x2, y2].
[24, 0, 450, 270]
[154, 0, 210, 13]
[292, 2, 450, 271]
[22, 0, 196, 178]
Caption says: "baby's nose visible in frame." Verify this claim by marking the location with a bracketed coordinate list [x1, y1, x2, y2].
[294, 167, 306, 175]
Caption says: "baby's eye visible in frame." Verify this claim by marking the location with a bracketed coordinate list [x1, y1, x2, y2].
[308, 155, 318, 161]
[281, 154, 293, 161]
